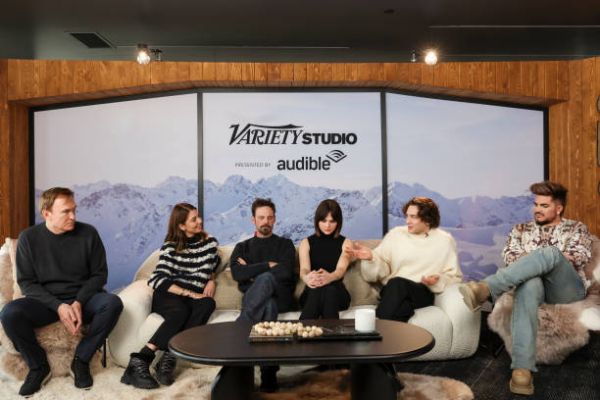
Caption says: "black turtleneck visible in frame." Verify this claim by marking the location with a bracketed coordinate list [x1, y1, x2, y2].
[307, 233, 345, 273]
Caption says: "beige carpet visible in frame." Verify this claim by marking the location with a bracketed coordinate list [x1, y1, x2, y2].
[0, 365, 473, 400]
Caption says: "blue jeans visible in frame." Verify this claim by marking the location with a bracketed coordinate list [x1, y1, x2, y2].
[484, 246, 585, 371]
[237, 272, 278, 323]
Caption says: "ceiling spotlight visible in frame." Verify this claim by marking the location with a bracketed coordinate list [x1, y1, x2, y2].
[424, 50, 438, 66]
[136, 44, 163, 65]
[410, 50, 418, 63]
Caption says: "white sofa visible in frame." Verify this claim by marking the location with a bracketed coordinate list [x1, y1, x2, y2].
[108, 240, 481, 367]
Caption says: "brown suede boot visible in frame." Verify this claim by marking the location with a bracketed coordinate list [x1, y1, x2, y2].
[459, 281, 490, 312]
[510, 368, 534, 395]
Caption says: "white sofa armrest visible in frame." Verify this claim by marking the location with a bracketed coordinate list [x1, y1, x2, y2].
[107, 280, 154, 367]
[434, 282, 481, 358]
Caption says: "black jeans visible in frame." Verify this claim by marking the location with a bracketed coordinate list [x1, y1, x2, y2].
[376, 277, 434, 322]
[299, 281, 351, 320]
[149, 290, 216, 350]
[0, 292, 123, 369]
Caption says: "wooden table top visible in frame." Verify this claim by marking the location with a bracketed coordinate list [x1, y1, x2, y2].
[169, 319, 434, 366]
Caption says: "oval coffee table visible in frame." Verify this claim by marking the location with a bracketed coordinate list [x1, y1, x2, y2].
[169, 319, 434, 400]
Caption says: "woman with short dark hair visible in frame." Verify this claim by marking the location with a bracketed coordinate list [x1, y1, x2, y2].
[121, 203, 220, 389]
[298, 199, 352, 320]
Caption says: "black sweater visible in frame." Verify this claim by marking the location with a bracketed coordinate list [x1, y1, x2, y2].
[16, 222, 108, 311]
[230, 234, 297, 312]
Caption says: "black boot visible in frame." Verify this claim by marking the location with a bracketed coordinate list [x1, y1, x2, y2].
[70, 356, 93, 389]
[155, 351, 177, 386]
[19, 364, 51, 397]
[120, 353, 159, 389]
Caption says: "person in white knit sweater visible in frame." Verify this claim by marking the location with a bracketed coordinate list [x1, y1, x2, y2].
[345, 197, 462, 322]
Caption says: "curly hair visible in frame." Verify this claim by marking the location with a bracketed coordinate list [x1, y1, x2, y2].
[402, 197, 441, 228]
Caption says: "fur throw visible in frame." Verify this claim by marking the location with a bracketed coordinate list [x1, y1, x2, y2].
[0, 322, 101, 380]
[488, 292, 600, 364]
[260, 369, 473, 400]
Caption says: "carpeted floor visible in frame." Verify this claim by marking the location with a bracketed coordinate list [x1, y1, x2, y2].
[0, 363, 473, 400]
[396, 327, 600, 399]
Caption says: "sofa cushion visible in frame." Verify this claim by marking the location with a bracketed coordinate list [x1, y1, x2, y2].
[133, 250, 160, 282]
[216, 246, 233, 273]
[214, 269, 243, 310]
[207, 309, 241, 323]
[344, 261, 379, 306]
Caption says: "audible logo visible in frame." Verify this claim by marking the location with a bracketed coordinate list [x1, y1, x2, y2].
[277, 150, 348, 171]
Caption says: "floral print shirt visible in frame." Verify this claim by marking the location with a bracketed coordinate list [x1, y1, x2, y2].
[502, 218, 593, 288]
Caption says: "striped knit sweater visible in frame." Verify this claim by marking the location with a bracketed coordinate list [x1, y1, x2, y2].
[147, 236, 220, 294]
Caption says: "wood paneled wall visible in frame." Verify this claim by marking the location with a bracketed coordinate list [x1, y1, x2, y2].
[1, 59, 599, 240]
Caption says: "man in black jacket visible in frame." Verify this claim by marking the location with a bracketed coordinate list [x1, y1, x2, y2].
[0, 187, 123, 397]
[231, 197, 296, 392]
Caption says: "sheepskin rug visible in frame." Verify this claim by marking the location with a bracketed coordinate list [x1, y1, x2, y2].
[0, 322, 102, 380]
[488, 292, 600, 364]
[0, 358, 473, 400]
[262, 369, 473, 400]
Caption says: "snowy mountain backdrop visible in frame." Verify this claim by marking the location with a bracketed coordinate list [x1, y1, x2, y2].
[36, 176, 532, 290]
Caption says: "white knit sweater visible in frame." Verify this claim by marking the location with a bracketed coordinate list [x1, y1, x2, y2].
[361, 226, 463, 293]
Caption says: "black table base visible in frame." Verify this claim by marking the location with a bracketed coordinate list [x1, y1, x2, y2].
[212, 366, 254, 400]
[351, 363, 403, 400]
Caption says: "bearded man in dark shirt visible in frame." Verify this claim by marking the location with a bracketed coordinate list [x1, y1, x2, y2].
[231, 198, 297, 393]
[0, 187, 123, 397]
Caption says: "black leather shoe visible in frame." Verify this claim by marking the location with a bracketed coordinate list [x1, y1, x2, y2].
[70, 356, 93, 389]
[155, 351, 177, 386]
[19, 364, 51, 397]
[120, 353, 159, 389]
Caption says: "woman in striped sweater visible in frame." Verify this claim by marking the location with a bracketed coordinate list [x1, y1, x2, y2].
[121, 203, 220, 389]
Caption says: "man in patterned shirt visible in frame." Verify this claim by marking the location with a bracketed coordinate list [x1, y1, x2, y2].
[460, 181, 592, 396]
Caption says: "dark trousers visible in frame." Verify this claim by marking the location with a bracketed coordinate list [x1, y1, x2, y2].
[149, 290, 216, 350]
[376, 277, 434, 322]
[0, 292, 123, 370]
[236, 272, 279, 379]
[237, 272, 278, 324]
[299, 281, 351, 320]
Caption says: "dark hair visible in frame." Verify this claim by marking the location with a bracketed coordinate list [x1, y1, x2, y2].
[251, 198, 276, 216]
[165, 203, 207, 252]
[40, 187, 74, 213]
[314, 199, 343, 237]
[402, 197, 441, 229]
[530, 181, 568, 213]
